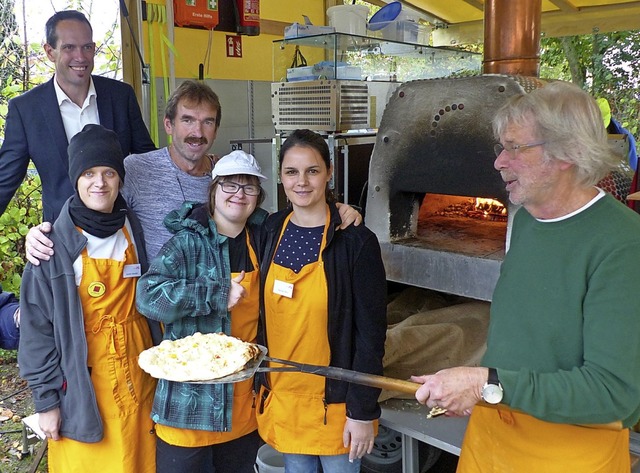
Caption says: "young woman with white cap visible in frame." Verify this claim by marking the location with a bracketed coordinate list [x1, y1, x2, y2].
[135, 150, 268, 473]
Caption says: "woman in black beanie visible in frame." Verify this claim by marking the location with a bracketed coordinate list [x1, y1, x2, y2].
[18, 124, 162, 473]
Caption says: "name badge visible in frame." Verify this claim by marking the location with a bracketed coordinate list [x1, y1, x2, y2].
[123, 264, 141, 278]
[273, 279, 294, 298]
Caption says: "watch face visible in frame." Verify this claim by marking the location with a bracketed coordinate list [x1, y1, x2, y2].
[482, 384, 503, 404]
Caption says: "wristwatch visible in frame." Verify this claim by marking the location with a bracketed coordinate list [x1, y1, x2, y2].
[481, 367, 503, 404]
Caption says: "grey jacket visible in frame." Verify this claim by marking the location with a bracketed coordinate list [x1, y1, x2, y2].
[18, 198, 162, 443]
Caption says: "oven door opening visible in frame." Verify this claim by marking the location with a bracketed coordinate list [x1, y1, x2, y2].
[415, 193, 508, 260]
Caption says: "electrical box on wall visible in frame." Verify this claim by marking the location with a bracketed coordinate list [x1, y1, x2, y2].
[174, 0, 220, 30]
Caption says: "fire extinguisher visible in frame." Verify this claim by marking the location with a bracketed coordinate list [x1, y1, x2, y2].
[234, 0, 260, 36]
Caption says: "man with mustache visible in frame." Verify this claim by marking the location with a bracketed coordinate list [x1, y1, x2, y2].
[0, 10, 156, 223]
[119, 80, 221, 260]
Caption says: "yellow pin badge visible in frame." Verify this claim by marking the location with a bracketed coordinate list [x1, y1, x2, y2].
[88, 282, 106, 298]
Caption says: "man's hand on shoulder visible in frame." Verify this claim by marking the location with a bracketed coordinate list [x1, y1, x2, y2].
[25, 222, 54, 266]
[336, 202, 363, 230]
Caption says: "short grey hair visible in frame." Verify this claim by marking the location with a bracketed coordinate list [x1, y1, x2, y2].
[493, 81, 619, 187]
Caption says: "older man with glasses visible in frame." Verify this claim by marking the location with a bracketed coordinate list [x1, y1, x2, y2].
[411, 80, 640, 472]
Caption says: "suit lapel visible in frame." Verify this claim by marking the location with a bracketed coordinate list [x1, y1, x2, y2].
[41, 78, 71, 167]
[94, 77, 114, 131]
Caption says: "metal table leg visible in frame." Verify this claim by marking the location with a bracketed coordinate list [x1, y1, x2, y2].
[401, 433, 420, 473]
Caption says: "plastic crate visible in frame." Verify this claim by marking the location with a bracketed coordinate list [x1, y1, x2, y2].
[368, 20, 430, 44]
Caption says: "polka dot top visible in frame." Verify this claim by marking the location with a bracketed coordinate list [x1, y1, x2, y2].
[273, 221, 324, 273]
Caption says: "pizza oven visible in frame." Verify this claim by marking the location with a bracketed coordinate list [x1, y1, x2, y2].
[366, 75, 550, 301]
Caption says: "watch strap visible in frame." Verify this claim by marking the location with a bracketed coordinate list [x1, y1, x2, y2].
[487, 367, 500, 386]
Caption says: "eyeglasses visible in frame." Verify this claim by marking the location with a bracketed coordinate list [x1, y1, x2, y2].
[494, 141, 546, 157]
[218, 181, 260, 196]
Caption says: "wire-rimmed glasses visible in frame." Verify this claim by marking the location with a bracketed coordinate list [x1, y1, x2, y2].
[494, 141, 546, 157]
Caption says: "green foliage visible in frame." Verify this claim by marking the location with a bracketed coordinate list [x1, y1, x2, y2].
[0, 347, 17, 361]
[540, 32, 640, 156]
[0, 171, 42, 294]
[342, 0, 482, 80]
[0, 0, 23, 131]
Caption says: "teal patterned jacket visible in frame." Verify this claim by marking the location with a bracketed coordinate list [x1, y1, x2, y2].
[136, 200, 266, 432]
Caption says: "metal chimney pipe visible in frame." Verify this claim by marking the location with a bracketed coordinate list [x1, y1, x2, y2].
[483, 0, 541, 76]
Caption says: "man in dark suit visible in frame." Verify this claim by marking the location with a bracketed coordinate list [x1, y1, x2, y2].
[0, 10, 156, 222]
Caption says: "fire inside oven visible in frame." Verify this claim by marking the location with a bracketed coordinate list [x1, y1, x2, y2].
[417, 194, 507, 258]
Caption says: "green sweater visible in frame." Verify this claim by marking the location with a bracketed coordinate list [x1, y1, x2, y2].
[484, 193, 640, 428]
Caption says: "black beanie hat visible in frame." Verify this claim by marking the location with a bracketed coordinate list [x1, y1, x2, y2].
[67, 124, 125, 189]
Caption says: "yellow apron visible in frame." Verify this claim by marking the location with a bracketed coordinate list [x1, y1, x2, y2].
[257, 210, 350, 456]
[457, 405, 630, 472]
[48, 225, 156, 473]
[157, 230, 260, 447]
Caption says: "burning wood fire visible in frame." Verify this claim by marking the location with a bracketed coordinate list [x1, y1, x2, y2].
[431, 197, 507, 222]
[475, 198, 507, 220]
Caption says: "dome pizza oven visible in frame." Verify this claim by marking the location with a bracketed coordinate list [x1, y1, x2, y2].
[366, 75, 550, 301]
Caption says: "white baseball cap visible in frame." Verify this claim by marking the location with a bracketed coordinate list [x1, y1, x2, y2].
[212, 150, 267, 180]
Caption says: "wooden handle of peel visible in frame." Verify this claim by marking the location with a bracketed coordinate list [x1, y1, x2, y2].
[308, 365, 623, 431]
[380, 379, 623, 431]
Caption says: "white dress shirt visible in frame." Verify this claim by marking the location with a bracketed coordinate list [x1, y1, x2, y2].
[53, 75, 100, 143]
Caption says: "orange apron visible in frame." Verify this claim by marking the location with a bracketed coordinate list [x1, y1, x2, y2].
[157, 230, 260, 447]
[457, 405, 630, 473]
[48, 225, 156, 473]
[257, 210, 350, 456]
